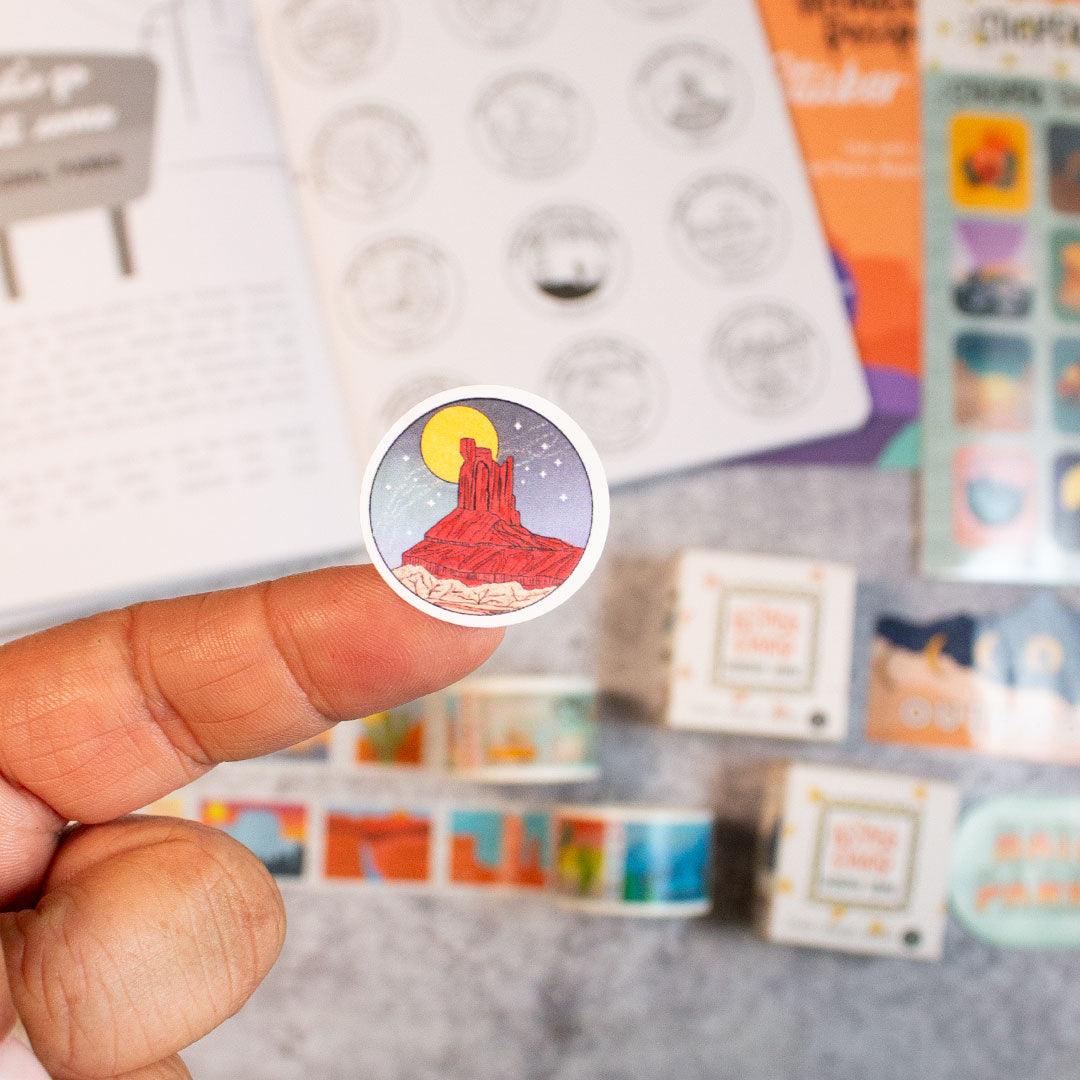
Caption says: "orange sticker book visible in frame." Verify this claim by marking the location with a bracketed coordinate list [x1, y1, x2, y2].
[756, 0, 922, 465]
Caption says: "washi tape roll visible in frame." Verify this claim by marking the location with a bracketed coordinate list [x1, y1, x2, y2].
[553, 805, 714, 916]
[442, 675, 599, 783]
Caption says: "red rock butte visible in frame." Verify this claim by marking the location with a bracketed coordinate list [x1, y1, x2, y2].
[401, 437, 584, 590]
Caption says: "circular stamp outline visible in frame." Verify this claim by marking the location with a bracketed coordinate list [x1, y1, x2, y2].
[472, 68, 592, 180]
[706, 302, 828, 417]
[506, 202, 629, 315]
[438, 0, 559, 48]
[543, 335, 667, 453]
[277, 0, 397, 84]
[361, 384, 610, 629]
[310, 102, 428, 218]
[670, 171, 790, 283]
[608, 0, 705, 18]
[338, 233, 465, 350]
[632, 39, 751, 150]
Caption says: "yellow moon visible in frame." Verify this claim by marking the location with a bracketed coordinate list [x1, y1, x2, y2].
[420, 405, 499, 483]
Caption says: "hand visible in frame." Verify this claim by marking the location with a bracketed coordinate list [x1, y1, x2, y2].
[0, 567, 501, 1079]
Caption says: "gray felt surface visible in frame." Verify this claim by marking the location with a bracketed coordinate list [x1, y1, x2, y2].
[182, 464, 1080, 1080]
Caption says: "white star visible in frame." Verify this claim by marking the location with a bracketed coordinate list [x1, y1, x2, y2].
[540, 470, 547, 478]
[554, 458, 562, 467]
[413, 477, 418, 482]
[427, 499, 435, 507]
[520, 479, 526, 485]
[385, 483, 391, 490]
[403, 455, 410, 462]
[559, 493, 568, 501]
[406, 529, 413, 535]
[541, 442, 549, 451]
[514, 421, 522, 430]
[524, 465, 530, 472]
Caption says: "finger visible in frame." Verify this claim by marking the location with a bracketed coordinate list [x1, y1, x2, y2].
[0, 564, 501, 827]
[1, 817, 284, 1080]
[108, 1056, 192, 1080]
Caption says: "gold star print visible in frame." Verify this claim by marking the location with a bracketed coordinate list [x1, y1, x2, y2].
[776, 878, 794, 894]
[868, 921, 886, 937]
[1002, 53, 1018, 70]
[1055, 60, 1070, 80]
[782, 823, 797, 838]
[937, 19, 953, 36]
[913, 784, 928, 799]
[809, 788, 823, 802]
[773, 704, 790, 719]
[831, 905, 847, 920]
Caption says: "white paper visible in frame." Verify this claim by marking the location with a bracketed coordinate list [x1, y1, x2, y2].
[247, 0, 870, 484]
[0, 0, 363, 627]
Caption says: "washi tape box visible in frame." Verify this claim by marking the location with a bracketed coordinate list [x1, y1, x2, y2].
[755, 762, 959, 959]
[663, 550, 857, 740]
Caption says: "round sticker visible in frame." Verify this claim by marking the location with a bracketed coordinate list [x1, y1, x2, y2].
[361, 386, 609, 627]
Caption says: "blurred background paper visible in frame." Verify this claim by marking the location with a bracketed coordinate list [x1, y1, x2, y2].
[248, 0, 870, 485]
[0, 0, 362, 633]
[754, 0, 922, 467]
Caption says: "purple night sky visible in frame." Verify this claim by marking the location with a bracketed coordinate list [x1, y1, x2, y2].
[369, 396, 595, 569]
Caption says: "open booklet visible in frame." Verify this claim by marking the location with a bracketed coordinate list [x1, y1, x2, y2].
[1, 0, 870, 634]
[0, 0, 363, 635]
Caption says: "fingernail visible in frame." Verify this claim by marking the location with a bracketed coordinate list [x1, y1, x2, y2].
[0, 1028, 50, 1080]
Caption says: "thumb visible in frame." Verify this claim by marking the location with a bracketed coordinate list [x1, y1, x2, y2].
[0, 947, 47, 1080]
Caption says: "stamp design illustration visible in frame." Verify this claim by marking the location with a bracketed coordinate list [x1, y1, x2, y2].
[634, 41, 748, 148]
[279, 0, 395, 83]
[707, 304, 825, 415]
[311, 103, 426, 217]
[672, 172, 788, 280]
[339, 234, 462, 349]
[508, 204, 626, 312]
[544, 337, 665, 452]
[201, 800, 307, 878]
[440, 0, 557, 47]
[362, 387, 608, 627]
[324, 807, 433, 882]
[473, 70, 590, 178]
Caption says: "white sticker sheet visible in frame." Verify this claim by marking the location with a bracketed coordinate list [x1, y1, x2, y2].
[666, 550, 857, 741]
[0, 0, 363, 632]
[247, 0, 870, 484]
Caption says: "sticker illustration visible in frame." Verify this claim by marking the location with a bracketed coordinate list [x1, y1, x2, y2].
[1053, 340, 1080, 434]
[544, 337, 665, 452]
[310, 103, 427, 217]
[1048, 124, 1080, 214]
[952, 332, 1033, 431]
[949, 113, 1030, 213]
[0, 53, 158, 299]
[449, 808, 551, 889]
[439, 0, 558, 48]
[508, 204, 626, 313]
[201, 800, 308, 878]
[952, 445, 1036, 549]
[952, 219, 1032, 318]
[472, 70, 590, 179]
[339, 234, 463, 349]
[634, 41, 748, 148]
[278, 0, 395, 83]
[361, 386, 609, 627]
[324, 807, 433, 883]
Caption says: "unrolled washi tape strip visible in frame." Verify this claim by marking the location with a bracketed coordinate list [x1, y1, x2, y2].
[552, 805, 715, 917]
[140, 792, 715, 918]
[440, 675, 600, 783]
[360, 385, 609, 628]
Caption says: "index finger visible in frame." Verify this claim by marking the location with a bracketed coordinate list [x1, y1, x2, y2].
[0, 565, 501, 825]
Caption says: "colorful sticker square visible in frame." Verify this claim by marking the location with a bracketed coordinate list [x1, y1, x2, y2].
[1053, 454, 1080, 551]
[449, 809, 550, 889]
[323, 807, 433, 882]
[555, 816, 606, 900]
[953, 332, 1033, 431]
[949, 113, 1031, 213]
[1049, 123, 1080, 214]
[952, 218, 1032, 319]
[1053, 339, 1080, 434]
[622, 821, 711, 904]
[1051, 229, 1080, 321]
[200, 800, 307, 878]
[952, 445, 1036, 549]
